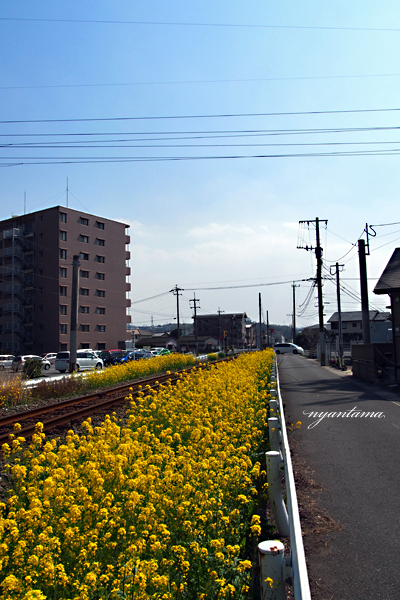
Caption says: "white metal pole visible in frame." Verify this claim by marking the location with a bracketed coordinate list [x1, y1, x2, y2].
[266, 451, 290, 536]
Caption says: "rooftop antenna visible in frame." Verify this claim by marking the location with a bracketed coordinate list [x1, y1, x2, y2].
[66, 177, 69, 208]
[24, 191, 26, 215]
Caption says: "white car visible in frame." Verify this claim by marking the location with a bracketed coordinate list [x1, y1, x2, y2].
[274, 343, 304, 355]
[55, 351, 103, 373]
[0, 355, 14, 370]
[41, 353, 57, 365]
[12, 355, 51, 372]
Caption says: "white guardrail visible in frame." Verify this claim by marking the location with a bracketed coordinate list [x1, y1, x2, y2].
[258, 357, 312, 600]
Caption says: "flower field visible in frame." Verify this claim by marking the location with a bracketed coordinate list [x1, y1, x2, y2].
[0, 350, 274, 600]
[82, 353, 197, 392]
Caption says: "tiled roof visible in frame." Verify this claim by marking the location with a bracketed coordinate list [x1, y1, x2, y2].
[327, 310, 390, 322]
[374, 248, 400, 294]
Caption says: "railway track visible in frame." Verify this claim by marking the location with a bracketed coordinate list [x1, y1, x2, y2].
[0, 356, 234, 445]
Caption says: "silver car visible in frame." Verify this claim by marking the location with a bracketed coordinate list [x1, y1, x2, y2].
[0, 355, 14, 370]
[55, 351, 103, 373]
[12, 355, 51, 372]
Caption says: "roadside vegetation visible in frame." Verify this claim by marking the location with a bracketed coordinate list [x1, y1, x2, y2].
[0, 350, 273, 599]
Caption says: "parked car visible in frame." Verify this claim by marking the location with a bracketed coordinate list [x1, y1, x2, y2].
[0, 355, 14, 370]
[97, 349, 130, 366]
[273, 343, 304, 355]
[118, 350, 153, 363]
[12, 355, 51, 372]
[112, 350, 135, 364]
[55, 351, 103, 373]
[151, 347, 171, 356]
[41, 353, 57, 365]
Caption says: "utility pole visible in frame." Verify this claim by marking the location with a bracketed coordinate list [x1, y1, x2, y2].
[266, 311, 270, 347]
[259, 293, 263, 350]
[69, 255, 80, 372]
[298, 218, 328, 366]
[292, 283, 300, 344]
[170, 285, 183, 352]
[330, 263, 344, 367]
[190, 294, 201, 356]
[217, 308, 224, 351]
[358, 239, 371, 344]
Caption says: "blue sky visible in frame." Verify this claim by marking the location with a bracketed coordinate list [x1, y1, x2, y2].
[1, 1, 400, 327]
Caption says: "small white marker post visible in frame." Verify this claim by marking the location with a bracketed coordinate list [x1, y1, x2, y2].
[258, 540, 287, 600]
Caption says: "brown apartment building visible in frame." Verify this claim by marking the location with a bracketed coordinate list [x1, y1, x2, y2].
[0, 206, 131, 355]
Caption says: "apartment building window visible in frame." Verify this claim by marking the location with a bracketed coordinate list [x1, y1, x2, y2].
[80, 270, 89, 278]
[60, 324, 67, 334]
[95, 238, 105, 246]
[80, 217, 89, 226]
[60, 230, 67, 241]
[97, 289, 105, 297]
[96, 307, 106, 314]
[80, 306, 89, 314]
[80, 288, 89, 296]
[60, 212, 67, 223]
[80, 235, 89, 243]
[97, 343, 106, 350]
[96, 255, 105, 263]
[80, 252, 89, 260]
[97, 325, 106, 332]
[60, 267, 67, 278]
[60, 343, 68, 351]
[96, 221, 105, 229]
[60, 286, 67, 296]
[96, 272, 105, 280]
[60, 305, 67, 315]
[81, 324, 90, 332]
[60, 249, 67, 259]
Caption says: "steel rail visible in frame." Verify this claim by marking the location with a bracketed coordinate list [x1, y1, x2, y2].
[0, 371, 176, 429]
[0, 380, 164, 443]
[0, 356, 235, 444]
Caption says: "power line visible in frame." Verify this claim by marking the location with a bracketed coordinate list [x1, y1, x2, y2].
[3, 73, 400, 91]
[370, 221, 400, 227]
[3, 126, 400, 139]
[1, 17, 400, 32]
[6, 139, 400, 150]
[130, 291, 170, 304]
[184, 278, 312, 291]
[2, 107, 400, 124]
[3, 149, 400, 167]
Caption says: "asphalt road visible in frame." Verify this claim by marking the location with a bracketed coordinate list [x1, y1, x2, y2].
[277, 354, 400, 600]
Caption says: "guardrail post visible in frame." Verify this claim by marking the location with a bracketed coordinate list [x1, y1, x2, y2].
[268, 417, 281, 454]
[266, 451, 290, 536]
[269, 399, 278, 417]
[258, 540, 287, 600]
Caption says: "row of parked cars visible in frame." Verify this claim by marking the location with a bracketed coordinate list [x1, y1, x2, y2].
[53, 347, 171, 372]
[0, 354, 53, 372]
[0, 347, 172, 374]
